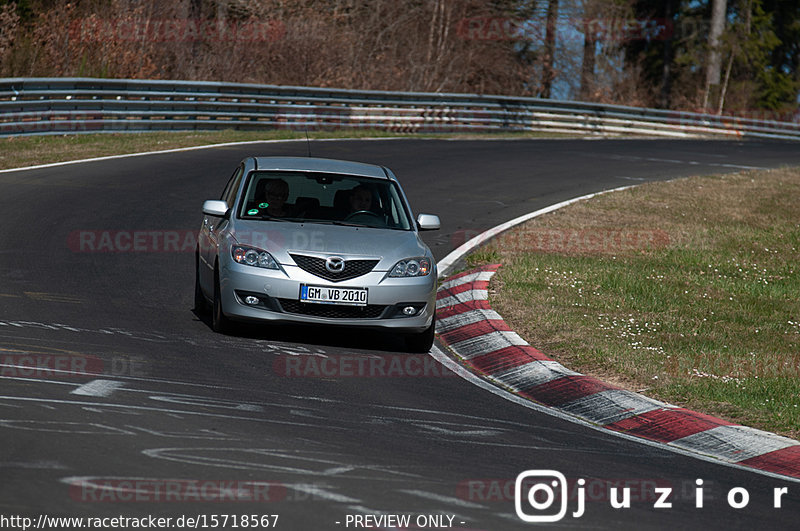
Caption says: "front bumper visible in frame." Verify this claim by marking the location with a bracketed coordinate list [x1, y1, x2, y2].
[219, 261, 436, 331]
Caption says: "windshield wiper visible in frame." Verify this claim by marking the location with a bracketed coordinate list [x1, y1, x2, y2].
[253, 215, 296, 222]
[309, 220, 365, 227]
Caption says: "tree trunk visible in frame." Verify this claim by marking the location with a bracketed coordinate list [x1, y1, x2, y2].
[717, 0, 751, 114]
[703, 0, 727, 111]
[579, 1, 596, 100]
[542, 0, 559, 98]
[659, 0, 674, 108]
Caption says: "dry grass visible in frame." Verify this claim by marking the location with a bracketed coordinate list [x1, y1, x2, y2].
[0, 129, 578, 171]
[0, 130, 392, 170]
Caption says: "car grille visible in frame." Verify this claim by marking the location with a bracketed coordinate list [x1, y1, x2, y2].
[278, 299, 387, 319]
[290, 254, 379, 282]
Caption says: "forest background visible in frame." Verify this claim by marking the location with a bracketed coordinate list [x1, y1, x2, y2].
[0, 0, 798, 118]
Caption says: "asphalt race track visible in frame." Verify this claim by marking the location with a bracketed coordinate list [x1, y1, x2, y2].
[2, 138, 800, 530]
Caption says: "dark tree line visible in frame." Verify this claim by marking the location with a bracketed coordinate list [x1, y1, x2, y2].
[0, 0, 797, 115]
[624, 0, 799, 113]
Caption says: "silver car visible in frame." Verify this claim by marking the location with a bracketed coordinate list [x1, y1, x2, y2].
[195, 157, 441, 352]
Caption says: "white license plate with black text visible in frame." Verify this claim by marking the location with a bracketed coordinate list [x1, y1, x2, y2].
[300, 285, 368, 306]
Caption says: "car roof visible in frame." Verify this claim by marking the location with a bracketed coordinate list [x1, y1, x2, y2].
[252, 157, 390, 180]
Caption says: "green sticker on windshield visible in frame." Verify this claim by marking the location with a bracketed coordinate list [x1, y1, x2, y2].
[247, 209, 259, 215]
[258, 202, 269, 208]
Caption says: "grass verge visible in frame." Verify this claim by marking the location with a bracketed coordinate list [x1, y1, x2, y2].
[0, 129, 572, 171]
[467, 167, 800, 440]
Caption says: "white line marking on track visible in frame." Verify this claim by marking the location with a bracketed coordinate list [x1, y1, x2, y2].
[716, 163, 767, 169]
[148, 395, 265, 412]
[412, 424, 501, 437]
[437, 186, 634, 275]
[321, 466, 356, 475]
[0, 395, 334, 429]
[344, 506, 384, 515]
[125, 425, 238, 440]
[0, 373, 84, 386]
[0, 461, 67, 470]
[71, 379, 124, 397]
[398, 489, 486, 509]
[0, 136, 415, 174]
[82, 407, 142, 416]
[287, 484, 360, 504]
[141, 447, 423, 480]
[0, 420, 134, 435]
[0, 341, 271, 392]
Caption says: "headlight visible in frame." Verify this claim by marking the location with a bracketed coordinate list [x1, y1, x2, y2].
[232, 245, 279, 269]
[389, 257, 432, 277]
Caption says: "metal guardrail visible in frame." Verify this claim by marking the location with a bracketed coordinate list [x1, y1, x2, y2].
[1, 77, 799, 140]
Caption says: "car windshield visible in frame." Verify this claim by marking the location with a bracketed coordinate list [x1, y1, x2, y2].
[237, 171, 413, 230]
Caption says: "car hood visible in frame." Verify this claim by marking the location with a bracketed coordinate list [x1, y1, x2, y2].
[231, 220, 431, 269]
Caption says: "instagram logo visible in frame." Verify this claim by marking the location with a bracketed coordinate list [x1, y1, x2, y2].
[511, 471, 790, 521]
[515, 470, 574, 523]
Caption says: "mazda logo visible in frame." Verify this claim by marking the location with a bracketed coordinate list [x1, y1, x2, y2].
[325, 256, 346, 273]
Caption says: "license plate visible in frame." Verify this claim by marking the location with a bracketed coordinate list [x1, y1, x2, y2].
[300, 285, 368, 306]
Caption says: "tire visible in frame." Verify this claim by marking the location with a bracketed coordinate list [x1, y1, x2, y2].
[194, 249, 209, 313]
[404, 317, 435, 353]
[212, 267, 233, 334]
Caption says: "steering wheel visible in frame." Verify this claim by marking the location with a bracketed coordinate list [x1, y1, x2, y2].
[344, 210, 382, 222]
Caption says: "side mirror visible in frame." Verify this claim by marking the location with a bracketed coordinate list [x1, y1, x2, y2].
[202, 200, 229, 218]
[417, 213, 440, 231]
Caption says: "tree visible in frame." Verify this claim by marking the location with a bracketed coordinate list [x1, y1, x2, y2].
[579, 0, 597, 99]
[762, 0, 800, 75]
[541, 0, 559, 97]
[624, 0, 798, 112]
[703, 0, 726, 110]
[717, 0, 797, 112]
[624, 0, 692, 109]
[576, 0, 637, 103]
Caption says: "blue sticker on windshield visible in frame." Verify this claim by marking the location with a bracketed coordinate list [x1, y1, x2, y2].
[259, 202, 269, 208]
[247, 209, 259, 215]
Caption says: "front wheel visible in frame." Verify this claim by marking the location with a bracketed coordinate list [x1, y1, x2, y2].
[212, 269, 233, 334]
[404, 317, 435, 353]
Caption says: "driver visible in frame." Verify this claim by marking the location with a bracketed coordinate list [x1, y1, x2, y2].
[348, 184, 373, 213]
[261, 179, 291, 217]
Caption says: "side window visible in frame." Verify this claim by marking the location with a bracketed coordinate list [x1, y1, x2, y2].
[222, 165, 245, 209]
[219, 168, 237, 201]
